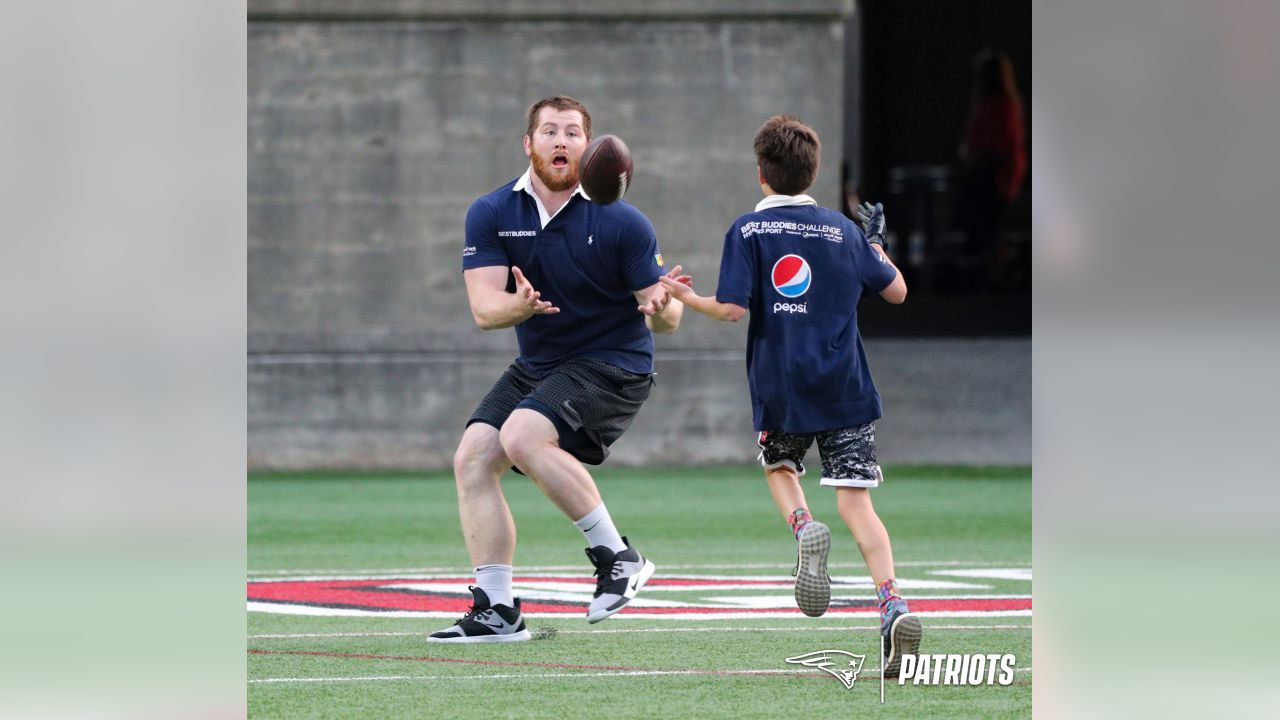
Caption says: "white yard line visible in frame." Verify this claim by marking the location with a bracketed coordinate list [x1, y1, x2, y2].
[248, 560, 1031, 579]
[248, 624, 1030, 639]
[249, 574, 1010, 587]
[250, 669, 805, 684]
[249, 667, 1032, 684]
[549, 624, 1032, 634]
[248, 601, 1031, 620]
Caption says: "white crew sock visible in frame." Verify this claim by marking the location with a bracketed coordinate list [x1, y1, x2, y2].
[474, 564, 514, 607]
[573, 503, 627, 553]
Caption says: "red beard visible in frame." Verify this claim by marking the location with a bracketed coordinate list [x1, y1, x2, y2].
[530, 148, 579, 192]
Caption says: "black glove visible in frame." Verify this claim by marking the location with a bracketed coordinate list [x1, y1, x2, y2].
[855, 201, 887, 247]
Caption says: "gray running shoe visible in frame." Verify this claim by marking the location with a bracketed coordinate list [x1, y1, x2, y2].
[427, 586, 530, 643]
[793, 521, 832, 617]
[584, 537, 655, 623]
[881, 602, 922, 678]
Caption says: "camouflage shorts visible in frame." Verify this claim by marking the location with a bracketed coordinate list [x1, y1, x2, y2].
[756, 424, 884, 488]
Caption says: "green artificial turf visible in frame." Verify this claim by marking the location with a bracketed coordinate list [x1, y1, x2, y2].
[248, 466, 1031, 718]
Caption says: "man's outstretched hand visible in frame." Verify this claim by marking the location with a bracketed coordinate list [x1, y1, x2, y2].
[641, 265, 690, 315]
[634, 263, 686, 313]
[511, 266, 559, 316]
[657, 265, 695, 303]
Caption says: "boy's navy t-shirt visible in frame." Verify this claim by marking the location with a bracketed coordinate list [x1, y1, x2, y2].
[462, 176, 665, 378]
[715, 196, 897, 433]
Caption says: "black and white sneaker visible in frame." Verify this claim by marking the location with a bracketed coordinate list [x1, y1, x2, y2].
[881, 602, 922, 678]
[793, 521, 832, 617]
[584, 537, 655, 623]
[427, 586, 530, 643]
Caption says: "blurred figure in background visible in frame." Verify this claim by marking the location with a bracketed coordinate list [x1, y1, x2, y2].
[957, 49, 1027, 280]
[842, 178, 865, 227]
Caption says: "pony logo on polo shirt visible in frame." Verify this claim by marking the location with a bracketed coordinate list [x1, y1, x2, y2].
[771, 254, 811, 315]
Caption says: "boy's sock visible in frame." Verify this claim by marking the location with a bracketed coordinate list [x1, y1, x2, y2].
[474, 564, 514, 607]
[788, 508, 813, 540]
[573, 503, 628, 553]
[877, 577, 909, 621]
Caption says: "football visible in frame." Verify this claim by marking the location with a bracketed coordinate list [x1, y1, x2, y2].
[578, 134, 634, 205]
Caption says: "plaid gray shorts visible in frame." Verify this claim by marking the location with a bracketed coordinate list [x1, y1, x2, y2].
[469, 357, 654, 465]
[756, 424, 884, 488]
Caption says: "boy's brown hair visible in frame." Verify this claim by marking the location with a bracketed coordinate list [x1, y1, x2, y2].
[753, 115, 821, 195]
[525, 95, 593, 140]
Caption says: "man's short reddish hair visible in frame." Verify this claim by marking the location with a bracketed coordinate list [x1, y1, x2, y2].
[525, 96, 593, 140]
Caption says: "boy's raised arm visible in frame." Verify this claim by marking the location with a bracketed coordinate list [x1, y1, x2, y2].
[659, 274, 747, 322]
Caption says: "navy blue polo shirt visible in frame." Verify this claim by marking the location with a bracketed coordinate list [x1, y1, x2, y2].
[462, 174, 665, 377]
[715, 195, 897, 433]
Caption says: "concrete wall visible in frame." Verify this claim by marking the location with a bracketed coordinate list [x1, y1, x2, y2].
[249, 338, 1030, 468]
[248, 0, 1031, 469]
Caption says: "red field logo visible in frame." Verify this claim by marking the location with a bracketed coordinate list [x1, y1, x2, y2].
[247, 574, 1031, 620]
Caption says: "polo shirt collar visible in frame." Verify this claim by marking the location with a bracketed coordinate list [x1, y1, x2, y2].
[513, 167, 589, 228]
[755, 193, 817, 211]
